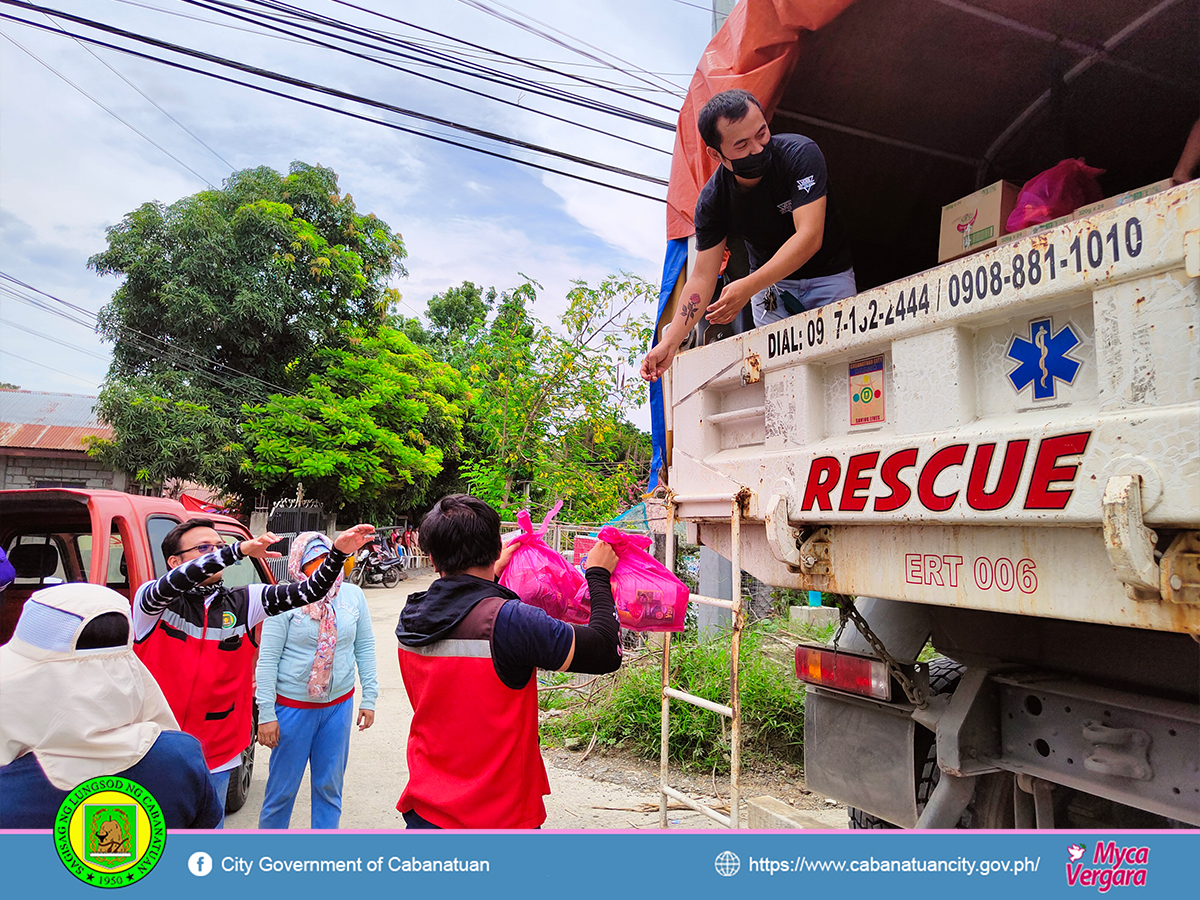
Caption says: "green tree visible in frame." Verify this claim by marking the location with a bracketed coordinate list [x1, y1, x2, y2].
[88, 161, 407, 493]
[86, 379, 241, 488]
[459, 274, 655, 520]
[239, 329, 467, 519]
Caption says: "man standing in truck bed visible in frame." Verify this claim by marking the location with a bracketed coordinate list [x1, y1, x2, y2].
[642, 88, 854, 381]
[132, 518, 376, 826]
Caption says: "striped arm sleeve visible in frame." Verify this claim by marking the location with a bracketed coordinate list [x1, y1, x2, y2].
[259, 548, 349, 617]
[137, 543, 243, 616]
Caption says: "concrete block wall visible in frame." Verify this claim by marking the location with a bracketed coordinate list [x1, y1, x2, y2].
[0, 454, 126, 491]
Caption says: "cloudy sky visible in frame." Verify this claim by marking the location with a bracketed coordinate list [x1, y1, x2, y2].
[0, 0, 715, 424]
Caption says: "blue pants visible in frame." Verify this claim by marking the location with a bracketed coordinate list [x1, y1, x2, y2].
[751, 267, 857, 328]
[210, 769, 230, 829]
[258, 698, 353, 829]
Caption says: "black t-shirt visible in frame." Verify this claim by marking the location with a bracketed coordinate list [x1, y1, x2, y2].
[693, 133, 852, 280]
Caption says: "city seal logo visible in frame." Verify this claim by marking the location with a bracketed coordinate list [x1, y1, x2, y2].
[54, 776, 166, 888]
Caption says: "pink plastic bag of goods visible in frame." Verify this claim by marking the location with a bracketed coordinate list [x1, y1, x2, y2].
[571, 526, 689, 632]
[1006, 158, 1105, 232]
[499, 500, 587, 623]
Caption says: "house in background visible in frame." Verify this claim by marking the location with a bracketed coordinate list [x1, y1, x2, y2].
[0, 390, 132, 491]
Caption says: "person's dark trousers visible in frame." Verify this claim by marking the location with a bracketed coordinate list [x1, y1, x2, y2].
[403, 809, 442, 829]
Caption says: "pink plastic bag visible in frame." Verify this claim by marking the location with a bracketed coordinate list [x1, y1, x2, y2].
[1007, 158, 1105, 232]
[571, 526, 689, 632]
[499, 500, 587, 622]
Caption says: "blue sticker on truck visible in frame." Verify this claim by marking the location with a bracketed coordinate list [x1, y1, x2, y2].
[1006, 317, 1081, 401]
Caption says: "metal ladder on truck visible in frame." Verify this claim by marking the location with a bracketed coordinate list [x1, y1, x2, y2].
[658, 492, 746, 828]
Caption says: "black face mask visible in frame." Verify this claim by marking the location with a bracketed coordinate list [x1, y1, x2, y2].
[726, 140, 773, 179]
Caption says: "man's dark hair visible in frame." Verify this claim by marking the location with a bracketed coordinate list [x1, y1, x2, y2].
[419, 495, 502, 576]
[161, 518, 217, 559]
[697, 89, 764, 150]
[77, 612, 130, 649]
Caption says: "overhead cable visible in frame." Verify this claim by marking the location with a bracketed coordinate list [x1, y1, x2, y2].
[0, 2, 668, 188]
[0, 7, 667, 202]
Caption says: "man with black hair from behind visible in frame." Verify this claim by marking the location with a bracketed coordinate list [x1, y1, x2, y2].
[395, 494, 622, 829]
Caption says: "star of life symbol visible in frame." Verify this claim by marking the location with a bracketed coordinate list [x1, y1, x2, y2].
[776, 199, 793, 214]
[796, 175, 816, 193]
[1006, 317, 1081, 401]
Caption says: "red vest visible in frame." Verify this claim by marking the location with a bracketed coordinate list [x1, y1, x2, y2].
[134, 588, 257, 770]
[397, 597, 549, 829]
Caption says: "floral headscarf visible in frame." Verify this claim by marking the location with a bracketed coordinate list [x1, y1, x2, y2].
[286, 532, 341, 700]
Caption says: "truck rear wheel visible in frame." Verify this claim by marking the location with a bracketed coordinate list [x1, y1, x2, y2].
[848, 658, 1013, 829]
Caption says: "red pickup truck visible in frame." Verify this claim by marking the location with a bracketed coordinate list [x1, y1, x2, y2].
[0, 488, 271, 814]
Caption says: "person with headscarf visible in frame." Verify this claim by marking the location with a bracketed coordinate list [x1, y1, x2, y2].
[254, 532, 378, 829]
[0, 584, 223, 828]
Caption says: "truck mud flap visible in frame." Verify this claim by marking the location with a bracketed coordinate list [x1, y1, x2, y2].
[804, 687, 919, 828]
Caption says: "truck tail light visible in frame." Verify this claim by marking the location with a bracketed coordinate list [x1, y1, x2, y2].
[795, 645, 891, 701]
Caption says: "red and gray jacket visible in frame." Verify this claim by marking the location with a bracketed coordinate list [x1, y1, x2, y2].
[397, 596, 549, 830]
[133, 543, 348, 770]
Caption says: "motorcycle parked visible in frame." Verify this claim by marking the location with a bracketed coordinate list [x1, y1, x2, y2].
[349, 545, 406, 589]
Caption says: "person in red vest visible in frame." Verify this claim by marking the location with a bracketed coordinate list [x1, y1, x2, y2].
[132, 518, 376, 827]
[395, 494, 621, 829]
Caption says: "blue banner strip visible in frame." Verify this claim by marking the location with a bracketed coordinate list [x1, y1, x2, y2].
[1, 830, 1189, 898]
[648, 238, 688, 492]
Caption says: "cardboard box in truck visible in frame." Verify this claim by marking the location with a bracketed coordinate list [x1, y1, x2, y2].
[937, 180, 1019, 262]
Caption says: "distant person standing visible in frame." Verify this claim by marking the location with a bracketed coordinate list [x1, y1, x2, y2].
[642, 88, 854, 381]
[255, 533, 378, 829]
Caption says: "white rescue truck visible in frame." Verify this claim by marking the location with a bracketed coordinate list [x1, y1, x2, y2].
[664, 184, 1200, 828]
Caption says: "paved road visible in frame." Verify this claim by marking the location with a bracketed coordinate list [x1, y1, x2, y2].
[227, 573, 845, 830]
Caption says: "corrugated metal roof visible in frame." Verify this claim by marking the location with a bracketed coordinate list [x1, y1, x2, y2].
[0, 391, 112, 451]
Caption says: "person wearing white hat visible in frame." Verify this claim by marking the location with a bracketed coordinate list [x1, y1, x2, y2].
[254, 532, 378, 829]
[0, 583, 223, 828]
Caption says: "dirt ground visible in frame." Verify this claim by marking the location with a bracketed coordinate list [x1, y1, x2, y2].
[226, 572, 847, 830]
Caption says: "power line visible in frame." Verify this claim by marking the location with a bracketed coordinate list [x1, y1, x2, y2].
[0, 28, 216, 186]
[0, 2, 668, 188]
[215, 0, 679, 128]
[0, 316, 111, 360]
[1, 286, 277, 403]
[174, 0, 671, 156]
[0, 349, 99, 387]
[327, 0, 683, 111]
[0, 273, 298, 398]
[45, 10, 237, 172]
[457, 0, 687, 99]
[0, 7, 668, 203]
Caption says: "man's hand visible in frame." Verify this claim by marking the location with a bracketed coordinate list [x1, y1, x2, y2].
[494, 537, 519, 578]
[640, 339, 677, 383]
[705, 278, 755, 325]
[257, 721, 279, 748]
[357, 709, 375, 731]
[239, 532, 282, 559]
[333, 524, 377, 555]
[583, 541, 619, 573]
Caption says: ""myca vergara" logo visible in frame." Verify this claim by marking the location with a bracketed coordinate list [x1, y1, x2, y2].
[54, 776, 166, 888]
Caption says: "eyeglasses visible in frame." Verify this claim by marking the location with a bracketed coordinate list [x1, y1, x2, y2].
[180, 542, 224, 555]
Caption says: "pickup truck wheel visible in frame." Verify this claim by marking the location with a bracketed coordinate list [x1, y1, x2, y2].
[383, 567, 402, 589]
[225, 705, 258, 815]
[225, 741, 254, 814]
[848, 658, 1013, 829]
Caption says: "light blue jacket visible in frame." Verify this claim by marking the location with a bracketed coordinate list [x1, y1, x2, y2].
[255, 582, 378, 723]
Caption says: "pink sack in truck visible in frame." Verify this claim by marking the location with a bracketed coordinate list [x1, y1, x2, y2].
[1006, 158, 1105, 232]
[499, 500, 588, 623]
[572, 526, 689, 632]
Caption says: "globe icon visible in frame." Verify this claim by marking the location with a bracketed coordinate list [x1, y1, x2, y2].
[714, 850, 741, 877]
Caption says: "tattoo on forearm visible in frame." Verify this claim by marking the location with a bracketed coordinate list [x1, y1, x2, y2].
[678, 293, 700, 322]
